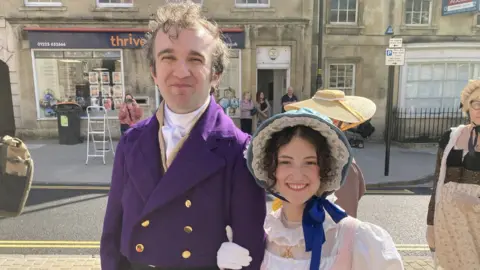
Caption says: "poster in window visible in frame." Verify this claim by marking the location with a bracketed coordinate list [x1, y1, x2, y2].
[89, 72, 99, 84]
[90, 85, 100, 97]
[113, 72, 122, 84]
[101, 72, 110, 84]
[102, 85, 112, 97]
[112, 85, 123, 98]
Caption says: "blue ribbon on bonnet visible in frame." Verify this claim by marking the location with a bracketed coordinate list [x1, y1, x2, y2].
[302, 196, 348, 270]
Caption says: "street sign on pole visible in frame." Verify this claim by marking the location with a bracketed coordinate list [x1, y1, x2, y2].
[385, 48, 405, 66]
[389, 38, 403, 48]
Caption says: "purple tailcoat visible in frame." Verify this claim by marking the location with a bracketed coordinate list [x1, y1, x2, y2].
[100, 98, 266, 269]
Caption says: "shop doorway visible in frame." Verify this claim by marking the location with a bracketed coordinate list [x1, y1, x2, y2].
[0, 60, 15, 137]
[257, 69, 288, 115]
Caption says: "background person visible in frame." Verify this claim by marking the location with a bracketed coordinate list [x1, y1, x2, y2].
[118, 93, 143, 135]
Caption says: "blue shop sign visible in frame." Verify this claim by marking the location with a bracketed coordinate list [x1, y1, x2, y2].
[442, 0, 477, 16]
[27, 30, 245, 49]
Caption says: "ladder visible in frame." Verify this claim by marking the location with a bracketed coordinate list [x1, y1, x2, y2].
[85, 106, 115, 165]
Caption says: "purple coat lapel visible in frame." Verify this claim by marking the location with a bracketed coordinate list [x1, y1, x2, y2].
[125, 116, 162, 202]
[126, 98, 234, 217]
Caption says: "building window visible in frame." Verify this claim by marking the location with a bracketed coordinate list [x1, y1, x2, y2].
[33, 50, 124, 119]
[24, 0, 62, 6]
[328, 64, 355, 95]
[329, 0, 357, 24]
[405, 0, 431, 25]
[213, 50, 242, 118]
[235, 0, 269, 8]
[477, 14, 480, 26]
[403, 63, 480, 109]
[97, 0, 133, 8]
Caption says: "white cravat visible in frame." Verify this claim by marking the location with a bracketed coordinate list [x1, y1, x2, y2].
[162, 97, 210, 160]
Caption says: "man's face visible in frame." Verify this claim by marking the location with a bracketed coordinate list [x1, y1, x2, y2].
[151, 27, 219, 114]
[287, 88, 293, 95]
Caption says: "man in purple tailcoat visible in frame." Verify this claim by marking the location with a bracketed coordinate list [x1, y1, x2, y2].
[100, 2, 266, 269]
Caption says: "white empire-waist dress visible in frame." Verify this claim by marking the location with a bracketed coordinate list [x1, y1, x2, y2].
[261, 207, 404, 270]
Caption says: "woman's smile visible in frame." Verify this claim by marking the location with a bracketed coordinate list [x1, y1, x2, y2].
[285, 183, 309, 191]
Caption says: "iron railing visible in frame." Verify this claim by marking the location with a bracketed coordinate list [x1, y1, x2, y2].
[392, 107, 468, 143]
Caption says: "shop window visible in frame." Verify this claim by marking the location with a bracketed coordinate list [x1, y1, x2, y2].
[402, 62, 480, 110]
[97, 0, 133, 8]
[214, 49, 242, 118]
[329, 0, 357, 24]
[404, 0, 431, 25]
[33, 50, 124, 119]
[24, 0, 62, 6]
[328, 64, 355, 95]
[235, 0, 269, 8]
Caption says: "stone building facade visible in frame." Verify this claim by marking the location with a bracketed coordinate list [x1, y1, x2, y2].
[1, 0, 315, 138]
[319, 0, 480, 139]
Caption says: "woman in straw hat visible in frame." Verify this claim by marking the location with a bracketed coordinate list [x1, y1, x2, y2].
[216, 108, 403, 270]
[426, 80, 480, 270]
[274, 89, 377, 217]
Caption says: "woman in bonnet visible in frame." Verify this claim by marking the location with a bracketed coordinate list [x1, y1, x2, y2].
[216, 108, 403, 269]
[426, 80, 480, 269]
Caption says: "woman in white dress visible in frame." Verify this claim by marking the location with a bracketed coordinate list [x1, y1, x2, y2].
[216, 108, 404, 270]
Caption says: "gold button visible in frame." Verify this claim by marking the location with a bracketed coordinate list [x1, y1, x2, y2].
[182, 250, 191, 259]
[185, 200, 192, 208]
[184, 226, 193, 233]
[135, 244, 144, 253]
[141, 220, 150, 227]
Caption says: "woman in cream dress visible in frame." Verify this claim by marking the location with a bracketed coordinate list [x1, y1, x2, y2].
[216, 108, 404, 270]
[426, 80, 480, 270]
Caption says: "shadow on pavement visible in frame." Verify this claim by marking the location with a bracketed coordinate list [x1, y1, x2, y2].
[0, 189, 108, 220]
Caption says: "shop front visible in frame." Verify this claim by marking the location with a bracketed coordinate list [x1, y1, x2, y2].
[22, 27, 245, 138]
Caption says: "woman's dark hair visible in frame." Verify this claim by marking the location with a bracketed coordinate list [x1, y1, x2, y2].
[263, 125, 333, 191]
[256, 91, 265, 103]
[124, 93, 133, 102]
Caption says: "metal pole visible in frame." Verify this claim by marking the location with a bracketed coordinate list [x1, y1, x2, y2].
[384, 65, 395, 176]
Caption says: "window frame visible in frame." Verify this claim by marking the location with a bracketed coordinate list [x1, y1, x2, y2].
[234, 0, 270, 8]
[329, 0, 358, 25]
[31, 49, 125, 120]
[24, 0, 62, 7]
[96, 0, 134, 8]
[404, 0, 432, 26]
[327, 63, 356, 95]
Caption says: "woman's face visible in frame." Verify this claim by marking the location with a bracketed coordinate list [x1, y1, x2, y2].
[274, 136, 321, 206]
[260, 92, 265, 99]
[469, 99, 480, 124]
[125, 94, 133, 100]
[244, 92, 251, 100]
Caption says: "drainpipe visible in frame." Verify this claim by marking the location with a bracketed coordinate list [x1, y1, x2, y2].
[316, 0, 324, 92]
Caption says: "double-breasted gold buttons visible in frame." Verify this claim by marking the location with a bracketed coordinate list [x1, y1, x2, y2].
[135, 244, 144, 253]
[185, 200, 192, 208]
[182, 250, 191, 259]
[184, 226, 193, 233]
[141, 220, 150, 227]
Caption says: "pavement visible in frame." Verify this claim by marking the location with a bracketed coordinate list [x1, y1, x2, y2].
[0, 188, 436, 269]
[0, 255, 434, 269]
[23, 139, 438, 187]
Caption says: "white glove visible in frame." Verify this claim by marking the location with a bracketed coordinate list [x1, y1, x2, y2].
[217, 225, 252, 270]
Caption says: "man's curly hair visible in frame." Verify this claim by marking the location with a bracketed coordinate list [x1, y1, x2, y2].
[144, 1, 229, 77]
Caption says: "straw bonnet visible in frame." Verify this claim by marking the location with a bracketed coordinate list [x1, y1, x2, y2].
[460, 80, 480, 113]
[245, 108, 353, 200]
[284, 90, 377, 128]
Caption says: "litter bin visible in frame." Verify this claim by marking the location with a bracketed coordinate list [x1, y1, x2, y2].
[54, 102, 82, 145]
